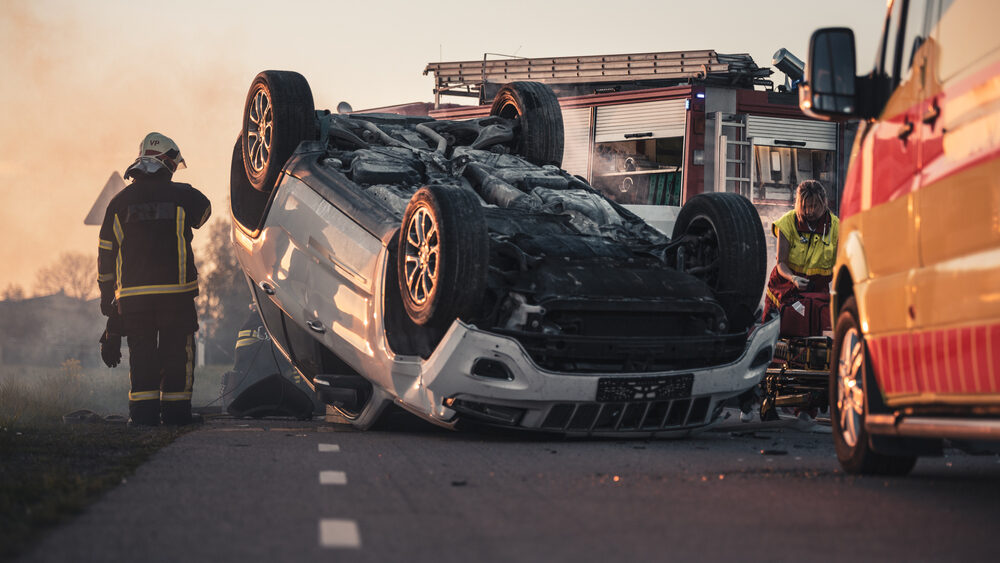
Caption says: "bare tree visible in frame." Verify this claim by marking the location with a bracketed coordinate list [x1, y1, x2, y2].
[1, 283, 25, 301]
[33, 251, 98, 300]
[196, 217, 252, 363]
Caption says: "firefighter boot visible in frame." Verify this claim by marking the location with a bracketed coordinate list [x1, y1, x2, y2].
[161, 400, 201, 425]
[128, 399, 160, 427]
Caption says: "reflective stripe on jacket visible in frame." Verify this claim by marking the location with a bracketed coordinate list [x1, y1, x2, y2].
[98, 172, 211, 314]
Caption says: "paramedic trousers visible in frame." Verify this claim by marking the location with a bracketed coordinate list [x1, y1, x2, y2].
[122, 299, 199, 426]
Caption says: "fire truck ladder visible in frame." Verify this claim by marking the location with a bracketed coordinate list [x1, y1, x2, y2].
[714, 113, 751, 197]
[424, 50, 771, 107]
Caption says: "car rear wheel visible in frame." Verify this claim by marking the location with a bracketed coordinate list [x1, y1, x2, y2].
[671, 192, 766, 332]
[830, 297, 917, 475]
[398, 185, 489, 328]
[241, 70, 316, 192]
[490, 82, 564, 167]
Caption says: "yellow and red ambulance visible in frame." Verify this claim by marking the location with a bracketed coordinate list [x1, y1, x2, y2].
[801, 0, 1000, 474]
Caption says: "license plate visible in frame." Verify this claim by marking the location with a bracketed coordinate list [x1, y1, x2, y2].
[596, 374, 694, 402]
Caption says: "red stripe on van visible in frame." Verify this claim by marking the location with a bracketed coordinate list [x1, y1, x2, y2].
[867, 321, 1000, 398]
[986, 326, 1000, 393]
[973, 326, 988, 393]
[960, 327, 975, 393]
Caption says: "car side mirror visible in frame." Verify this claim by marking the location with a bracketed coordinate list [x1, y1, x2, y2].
[800, 27, 858, 120]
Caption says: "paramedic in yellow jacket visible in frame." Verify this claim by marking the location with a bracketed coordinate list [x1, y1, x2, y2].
[763, 180, 839, 320]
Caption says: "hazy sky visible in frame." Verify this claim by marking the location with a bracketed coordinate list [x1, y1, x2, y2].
[0, 0, 888, 292]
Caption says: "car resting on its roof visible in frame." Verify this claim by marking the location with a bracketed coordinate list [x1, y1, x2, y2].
[229, 70, 779, 436]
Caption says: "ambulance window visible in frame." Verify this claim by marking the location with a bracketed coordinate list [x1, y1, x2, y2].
[876, 0, 904, 86]
[902, 0, 931, 73]
[930, 1, 952, 31]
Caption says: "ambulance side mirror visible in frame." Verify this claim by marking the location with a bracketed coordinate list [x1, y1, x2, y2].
[800, 27, 858, 121]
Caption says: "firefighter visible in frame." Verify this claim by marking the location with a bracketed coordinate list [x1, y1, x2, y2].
[763, 179, 839, 321]
[97, 132, 211, 427]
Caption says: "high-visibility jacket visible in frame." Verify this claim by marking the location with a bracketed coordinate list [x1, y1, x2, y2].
[98, 172, 211, 315]
[771, 209, 839, 277]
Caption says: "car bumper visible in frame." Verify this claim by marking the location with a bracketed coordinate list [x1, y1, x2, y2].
[389, 315, 780, 437]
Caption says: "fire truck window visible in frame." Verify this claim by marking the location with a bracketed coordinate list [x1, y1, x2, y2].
[796, 149, 813, 173]
[590, 137, 683, 206]
[753, 146, 837, 211]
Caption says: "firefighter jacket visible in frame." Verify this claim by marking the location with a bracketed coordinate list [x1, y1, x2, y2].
[771, 209, 839, 277]
[98, 172, 211, 315]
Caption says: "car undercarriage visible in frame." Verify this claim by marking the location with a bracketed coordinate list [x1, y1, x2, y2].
[230, 70, 775, 434]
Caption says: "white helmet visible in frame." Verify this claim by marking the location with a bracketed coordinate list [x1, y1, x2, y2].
[124, 132, 186, 179]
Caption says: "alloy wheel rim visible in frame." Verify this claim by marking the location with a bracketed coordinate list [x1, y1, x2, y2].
[837, 326, 865, 448]
[403, 206, 439, 305]
[247, 88, 273, 176]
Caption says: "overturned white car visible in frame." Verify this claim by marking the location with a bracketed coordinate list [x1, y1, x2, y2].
[230, 70, 779, 436]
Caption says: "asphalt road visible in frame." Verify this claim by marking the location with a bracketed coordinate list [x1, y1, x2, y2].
[18, 410, 1000, 563]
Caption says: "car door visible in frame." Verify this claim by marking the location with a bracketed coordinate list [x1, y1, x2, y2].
[861, 0, 925, 400]
[252, 172, 386, 380]
[912, 0, 1000, 400]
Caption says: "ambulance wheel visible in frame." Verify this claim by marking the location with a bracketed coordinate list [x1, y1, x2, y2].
[672, 192, 766, 332]
[242, 70, 316, 192]
[830, 297, 917, 475]
[490, 82, 564, 167]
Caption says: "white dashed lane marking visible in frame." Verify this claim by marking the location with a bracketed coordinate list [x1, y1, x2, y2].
[316, 444, 357, 548]
[320, 470, 347, 485]
[319, 519, 361, 548]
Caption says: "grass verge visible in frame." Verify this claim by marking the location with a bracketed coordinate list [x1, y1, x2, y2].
[0, 363, 226, 562]
[0, 421, 192, 562]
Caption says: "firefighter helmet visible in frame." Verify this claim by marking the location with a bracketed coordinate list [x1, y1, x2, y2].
[124, 132, 187, 179]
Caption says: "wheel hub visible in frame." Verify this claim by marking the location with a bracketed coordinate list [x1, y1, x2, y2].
[403, 206, 439, 305]
[837, 327, 865, 448]
[247, 87, 273, 176]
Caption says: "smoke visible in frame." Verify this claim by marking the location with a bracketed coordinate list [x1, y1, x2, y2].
[0, 1, 246, 293]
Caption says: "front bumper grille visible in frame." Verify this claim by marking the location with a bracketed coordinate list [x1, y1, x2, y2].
[493, 331, 748, 373]
[539, 396, 712, 433]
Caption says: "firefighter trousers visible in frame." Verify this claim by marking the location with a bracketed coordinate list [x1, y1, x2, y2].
[122, 300, 199, 426]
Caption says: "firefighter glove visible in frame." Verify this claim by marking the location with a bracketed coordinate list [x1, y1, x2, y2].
[99, 330, 122, 368]
[99, 314, 123, 368]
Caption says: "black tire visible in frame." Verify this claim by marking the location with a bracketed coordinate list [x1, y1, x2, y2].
[490, 82, 564, 167]
[830, 297, 917, 475]
[671, 192, 766, 332]
[397, 185, 489, 328]
[230, 136, 270, 231]
[241, 70, 316, 192]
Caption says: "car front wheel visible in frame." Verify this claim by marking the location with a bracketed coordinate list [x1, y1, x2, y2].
[671, 192, 766, 332]
[398, 185, 488, 328]
[830, 297, 917, 475]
